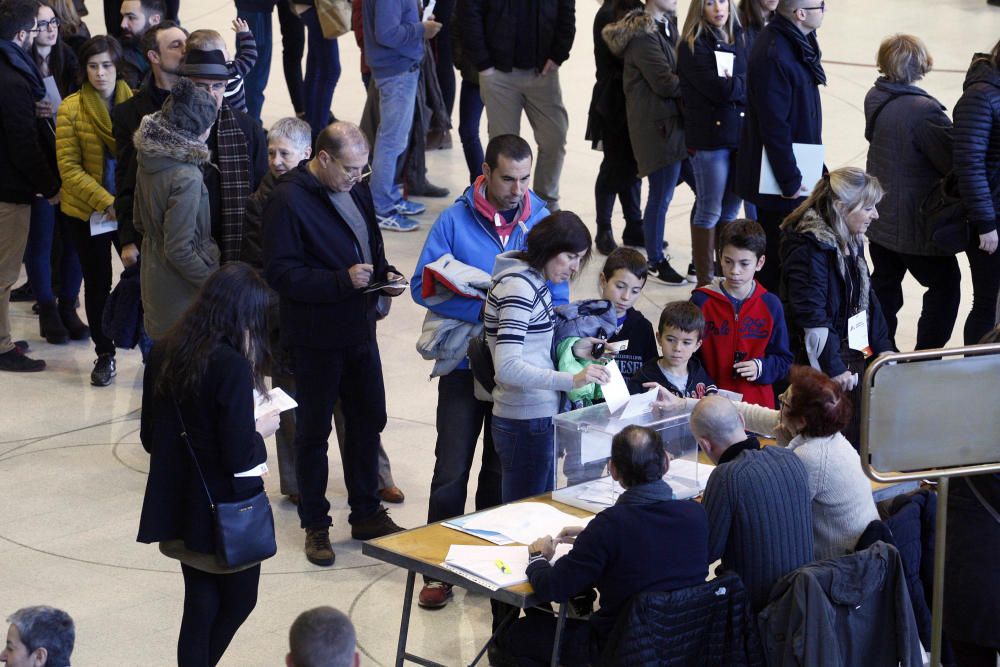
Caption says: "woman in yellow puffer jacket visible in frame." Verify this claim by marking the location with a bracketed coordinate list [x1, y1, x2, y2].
[56, 35, 132, 386]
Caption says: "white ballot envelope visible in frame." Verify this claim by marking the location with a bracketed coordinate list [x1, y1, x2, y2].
[601, 360, 631, 413]
[89, 211, 117, 236]
[422, 0, 436, 21]
[759, 143, 824, 196]
[714, 51, 735, 77]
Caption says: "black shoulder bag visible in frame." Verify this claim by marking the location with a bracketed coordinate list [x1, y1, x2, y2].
[173, 400, 277, 568]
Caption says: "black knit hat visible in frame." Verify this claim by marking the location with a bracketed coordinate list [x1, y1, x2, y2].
[161, 77, 218, 137]
[178, 48, 230, 80]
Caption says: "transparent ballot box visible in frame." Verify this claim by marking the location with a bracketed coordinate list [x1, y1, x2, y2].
[552, 403, 710, 513]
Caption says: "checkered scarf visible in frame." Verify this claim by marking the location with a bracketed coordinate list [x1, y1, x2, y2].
[215, 104, 251, 263]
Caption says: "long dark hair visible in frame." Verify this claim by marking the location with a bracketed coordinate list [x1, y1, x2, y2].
[737, 0, 771, 32]
[32, 2, 68, 94]
[518, 211, 593, 275]
[155, 263, 271, 399]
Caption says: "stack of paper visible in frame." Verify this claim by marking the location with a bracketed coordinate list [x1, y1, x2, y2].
[460, 502, 592, 545]
[667, 459, 716, 500]
[444, 545, 529, 587]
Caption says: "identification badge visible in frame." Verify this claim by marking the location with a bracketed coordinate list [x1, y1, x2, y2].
[847, 310, 871, 357]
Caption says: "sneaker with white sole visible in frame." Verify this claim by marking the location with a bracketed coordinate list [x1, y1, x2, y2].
[394, 199, 426, 216]
[378, 213, 420, 232]
[651, 258, 688, 286]
[686, 263, 697, 283]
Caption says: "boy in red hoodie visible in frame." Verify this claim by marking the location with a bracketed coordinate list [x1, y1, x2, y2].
[690, 220, 792, 407]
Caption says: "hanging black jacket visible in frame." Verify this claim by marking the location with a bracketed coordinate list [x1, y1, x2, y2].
[953, 54, 1000, 235]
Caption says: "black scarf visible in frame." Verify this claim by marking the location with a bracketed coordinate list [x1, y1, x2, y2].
[771, 14, 826, 86]
[0, 39, 46, 100]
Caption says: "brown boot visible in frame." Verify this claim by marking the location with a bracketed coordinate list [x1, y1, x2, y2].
[714, 219, 733, 274]
[691, 226, 716, 287]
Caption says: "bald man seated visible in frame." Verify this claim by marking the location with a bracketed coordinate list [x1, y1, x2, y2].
[691, 396, 815, 610]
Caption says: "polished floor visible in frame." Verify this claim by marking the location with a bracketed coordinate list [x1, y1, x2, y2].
[3, 1, 999, 664]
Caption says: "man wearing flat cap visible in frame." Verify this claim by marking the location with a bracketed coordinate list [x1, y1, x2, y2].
[179, 46, 267, 265]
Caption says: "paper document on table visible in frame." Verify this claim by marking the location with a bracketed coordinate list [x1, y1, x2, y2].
[714, 51, 735, 77]
[444, 545, 528, 587]
[253, 388, 298, 419]
[552, 542, 573, 563]
[759, 143, 824, 196]
[462, 502, 593, 545]
[442, 514, 514, 545]
[620, 386, 658, 419]
[601, 360, 631, 412]
[666, 459, 715, 499]
[575, 476, 623, 506]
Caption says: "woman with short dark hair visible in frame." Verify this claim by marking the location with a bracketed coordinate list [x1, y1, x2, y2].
[864, 34, 958, 351]
[137, 262, 279, 667]
[55, 34, 132, 385]
[484, 211, 608, 501]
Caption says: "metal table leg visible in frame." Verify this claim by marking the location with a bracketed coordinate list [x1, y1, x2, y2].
[396, 570, 417, 667]
[550, 603, 568, 667]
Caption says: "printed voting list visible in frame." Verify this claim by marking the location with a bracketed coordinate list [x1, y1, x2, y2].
[461, 502, 592, 545]
[442, 543, 575, 589]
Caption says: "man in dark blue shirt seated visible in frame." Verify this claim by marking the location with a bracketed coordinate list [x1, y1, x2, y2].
[506, 424, 710, 667]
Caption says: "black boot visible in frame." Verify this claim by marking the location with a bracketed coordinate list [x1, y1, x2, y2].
[91, 353, 116, 386]
[58, 299, 90, 340]
[621, 219, 645, 248]
[38, 302, 69, 344]
[595, 228, 618, 255]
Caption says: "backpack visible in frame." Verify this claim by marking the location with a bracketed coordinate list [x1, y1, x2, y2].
[551, 299, 620, 360]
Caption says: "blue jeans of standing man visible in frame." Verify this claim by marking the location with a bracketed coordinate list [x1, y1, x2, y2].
[24, 198, 82, 305]
[643, 161, 683, 263]
[690, 148, 742, 229]
[458, 81, 485, 185]
[301, 7, 342, 139]
[371, 67, 419, 216]
[236, 7, 273, 122]
[492, 415, 555, 503]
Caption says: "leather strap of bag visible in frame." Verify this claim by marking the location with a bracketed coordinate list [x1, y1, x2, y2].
[171, 398, 216, 512]
[967, 478, 1000, 526]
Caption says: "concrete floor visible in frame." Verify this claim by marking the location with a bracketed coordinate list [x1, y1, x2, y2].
[2, 0, 999, 664]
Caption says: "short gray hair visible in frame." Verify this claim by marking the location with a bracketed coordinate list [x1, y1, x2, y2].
[288, 607, 356, 667]
[7, 606, 75, 667]
[269, 117, 312, 152]
[690, 395, 744, 443]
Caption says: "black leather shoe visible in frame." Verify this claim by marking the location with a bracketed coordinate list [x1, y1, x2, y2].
[10, 281, 34, 302]
[595, 229, 617, 256]
[408, 182, 450, 198]
[351, 507, 404, 540]
[90, 353, 116, 386]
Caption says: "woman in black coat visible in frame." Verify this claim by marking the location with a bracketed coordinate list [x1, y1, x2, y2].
[736, 0, 775, 49]
[779, 167, 893, 447]
[137, 263, 280, 667]
[953, 40, 1000, 345]
[864, 34, 958, 350]
[588, 0, 643, 255]
[677, 0, 747, 286]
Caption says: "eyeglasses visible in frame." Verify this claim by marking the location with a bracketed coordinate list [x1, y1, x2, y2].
[801, 1, 825, 11]
[332, 156, 372, 183]
[36, 17, 60, 30]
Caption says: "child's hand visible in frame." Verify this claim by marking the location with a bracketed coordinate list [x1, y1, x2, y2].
[232, 18, 249, 33]
[733, 359, 760, 381]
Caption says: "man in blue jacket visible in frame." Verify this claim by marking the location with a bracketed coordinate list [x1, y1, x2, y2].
[409, 134, 568, 608]
[735, 0, 827, 292]
[263, 122, 408, 566]
[361, 0, 441, 232]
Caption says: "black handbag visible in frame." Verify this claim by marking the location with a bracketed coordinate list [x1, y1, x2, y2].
[173, 401, 277, 568]
[921, 169, 1000, 255]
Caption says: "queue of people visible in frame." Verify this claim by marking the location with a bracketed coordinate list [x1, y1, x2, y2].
[1, 0, 999, 665]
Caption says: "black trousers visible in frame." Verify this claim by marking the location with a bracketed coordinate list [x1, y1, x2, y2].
[950, 639, 1000, 667]
[868, 241, 961, 350]
[276, 0, 306, 114]
[291, 340, 386, 529]
[753, 198, 802, 294]
[178, 563, 260, 667]
[964, 237, 1000, 345]
[67, 218, 118, 356]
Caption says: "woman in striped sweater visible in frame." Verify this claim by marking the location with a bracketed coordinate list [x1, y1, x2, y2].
[484, 212, 610, 503]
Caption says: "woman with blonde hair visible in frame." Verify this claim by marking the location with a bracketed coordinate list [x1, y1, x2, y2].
[779, 167, 893, 446]
[56, 35, 133, 386]
[678, 0, 747, 285]
[864, 34, 957, 351]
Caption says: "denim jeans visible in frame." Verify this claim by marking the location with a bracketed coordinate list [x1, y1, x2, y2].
[690, 148, 742, 229]
[743, 200, 758, 221]
[276, 0, 305, 114]
[868, 241, 960, 350]
[371, 67, 419, 215]
[492, 415, 555, 503]
[964, 236, 1000, 345]
[427, 370, 502, 523]
[24, 198, 82, 305]
[458, 81, 485, 184]
[291, 341, 386, 528]
[301, 7, 342, 139]
[643, 161, 683, 262]
[236, 8, 273, 122]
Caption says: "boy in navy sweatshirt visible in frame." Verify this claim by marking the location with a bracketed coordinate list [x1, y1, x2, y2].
[629, 302, 717, 398]
[691, 220, 792, 407]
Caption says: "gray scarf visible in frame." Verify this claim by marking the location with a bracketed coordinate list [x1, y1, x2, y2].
[616, 478, 675, 506]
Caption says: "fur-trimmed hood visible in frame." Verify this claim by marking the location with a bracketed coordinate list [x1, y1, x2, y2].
[134, 112, 212, 174]
[785, 208, 870, 313]
[602, 8, 657, 58]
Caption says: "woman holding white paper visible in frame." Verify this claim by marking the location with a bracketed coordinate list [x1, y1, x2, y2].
[55, 35, 133, 385]
[138, 263, 279, 667]
[678, 0, 748, 286]
[778, 167, 893, 447]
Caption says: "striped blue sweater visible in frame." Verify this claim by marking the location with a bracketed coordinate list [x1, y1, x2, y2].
[484, 253, 575, 419]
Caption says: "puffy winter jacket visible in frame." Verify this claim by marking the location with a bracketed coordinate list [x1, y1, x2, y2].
[953, 54, 1000, 235]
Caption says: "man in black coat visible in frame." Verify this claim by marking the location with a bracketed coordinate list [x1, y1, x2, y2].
[0, 0, 59, 373]
[263, 122, 408, 566]
[736, 0, 826, 292]
[462, 0, 575, 211]
[112, 21, 188, 268]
